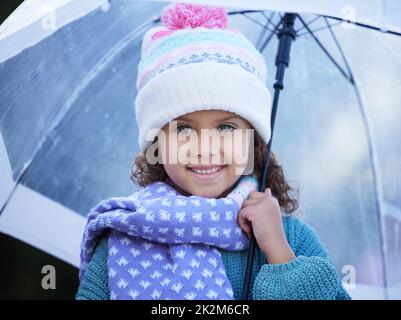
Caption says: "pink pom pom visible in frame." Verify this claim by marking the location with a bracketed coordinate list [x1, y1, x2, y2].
[161, 2, 228, 30]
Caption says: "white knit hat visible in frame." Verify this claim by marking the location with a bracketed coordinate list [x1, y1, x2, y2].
[135, 3, 272, 152]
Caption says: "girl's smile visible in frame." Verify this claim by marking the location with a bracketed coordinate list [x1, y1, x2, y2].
[186, 164, 226, 180]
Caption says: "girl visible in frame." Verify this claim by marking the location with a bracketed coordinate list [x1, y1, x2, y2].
[76, 3, 351, 300]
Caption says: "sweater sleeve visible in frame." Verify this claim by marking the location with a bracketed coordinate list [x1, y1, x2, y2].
[252, 217, 352, 300]
[76, 236, 110, 300]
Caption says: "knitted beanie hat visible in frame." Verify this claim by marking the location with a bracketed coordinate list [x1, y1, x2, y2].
[135, 2, 272, 152]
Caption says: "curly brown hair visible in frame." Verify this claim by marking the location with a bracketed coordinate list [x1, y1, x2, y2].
[130, 132, 299, 214]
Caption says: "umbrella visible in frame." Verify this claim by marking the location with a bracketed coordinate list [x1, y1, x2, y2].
[0, 0, 400, 299]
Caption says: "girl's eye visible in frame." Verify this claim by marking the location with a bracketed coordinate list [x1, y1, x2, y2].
[176, 125, 192, 134]
[218, 124, 236, 132]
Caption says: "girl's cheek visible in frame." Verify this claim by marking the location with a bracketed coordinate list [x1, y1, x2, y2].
[164, 164, 184, 185]
[159, 133, 185, 166]
[229, 131, 253, 175]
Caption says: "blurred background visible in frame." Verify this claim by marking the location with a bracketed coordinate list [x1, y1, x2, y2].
[0, 0, 400, 299]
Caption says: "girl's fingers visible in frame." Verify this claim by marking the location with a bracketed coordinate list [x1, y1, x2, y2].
[241, 198, 261, 208]
[238, 219, 252, 239]
[238, 209, 253, 239]
[248, 189, 272, 200]
[241, 223, 252, 239]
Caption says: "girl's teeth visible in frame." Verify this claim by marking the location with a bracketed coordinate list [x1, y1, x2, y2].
[191, 167, 220, 174]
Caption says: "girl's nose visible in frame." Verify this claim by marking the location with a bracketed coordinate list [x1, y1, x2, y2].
[197, 147, 218, 159]
[196, 139, 219, 161]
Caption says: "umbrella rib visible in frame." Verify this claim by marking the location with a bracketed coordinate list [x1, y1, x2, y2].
[259, 16, 284, 53]
[260, 11, 276, 30]
[323, 15, 401, 38]
[297, 21, 342, 37]
[228, 10, 260, 16]
[323, 17, 354, 83]
[296, 14, 352, 83]
[256, 12, 276, 51]
[295, 15, 321, 33]
[241, 12, 276, 33]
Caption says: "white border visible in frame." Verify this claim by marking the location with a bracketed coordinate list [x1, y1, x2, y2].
[0, 130, 14, 211]
[0, 183, 86, 268]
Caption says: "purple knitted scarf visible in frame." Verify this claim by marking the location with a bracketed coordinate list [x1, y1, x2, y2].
[79, 175, 258, 300]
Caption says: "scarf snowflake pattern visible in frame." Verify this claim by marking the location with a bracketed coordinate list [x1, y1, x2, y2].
[79, 175, 259, 300]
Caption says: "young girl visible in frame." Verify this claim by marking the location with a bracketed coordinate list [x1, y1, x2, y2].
[76, 3, 351, 300]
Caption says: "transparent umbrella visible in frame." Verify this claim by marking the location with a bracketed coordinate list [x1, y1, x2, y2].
[0, 0, 400, 300]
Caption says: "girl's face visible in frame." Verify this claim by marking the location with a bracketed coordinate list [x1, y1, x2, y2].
[158, 110, 253, 198]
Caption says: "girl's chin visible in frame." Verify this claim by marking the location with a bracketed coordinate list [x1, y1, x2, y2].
[190, 180, 242, 199]
[181, 184, 221, 198]
[190, 191, 222, 198]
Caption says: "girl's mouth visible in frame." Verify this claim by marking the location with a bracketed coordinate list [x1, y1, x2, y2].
[186, 165, 225, 180]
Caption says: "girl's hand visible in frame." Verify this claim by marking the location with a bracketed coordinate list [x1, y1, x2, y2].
[237, 188, 296, 264]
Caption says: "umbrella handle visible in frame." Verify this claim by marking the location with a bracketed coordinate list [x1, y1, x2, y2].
[241, 13, 296, 300]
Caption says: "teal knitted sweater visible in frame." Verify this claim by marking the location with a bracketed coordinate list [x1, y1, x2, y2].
[76, 216, 352, 300]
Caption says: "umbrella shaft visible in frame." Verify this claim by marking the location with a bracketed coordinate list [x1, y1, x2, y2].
[275, 13, 296, 90]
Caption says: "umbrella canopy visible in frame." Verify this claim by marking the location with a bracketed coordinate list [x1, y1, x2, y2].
[0, 0, 400, 299]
